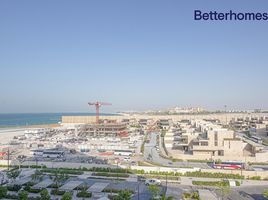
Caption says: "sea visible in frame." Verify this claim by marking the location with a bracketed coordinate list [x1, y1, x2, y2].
[0, 113, 118, 128]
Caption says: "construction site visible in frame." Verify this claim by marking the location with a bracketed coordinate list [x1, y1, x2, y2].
[74, 102, 129, 138]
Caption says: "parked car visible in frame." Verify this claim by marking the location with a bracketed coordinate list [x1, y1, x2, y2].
[145, 179, 161, 186]
[123, 157, 131, 161]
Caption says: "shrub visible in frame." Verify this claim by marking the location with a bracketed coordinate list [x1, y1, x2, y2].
[92, 172, 129, 178]
[0, 186, 7, 198]
[28, 188, 42, 193]
[185, 171, 244, 179]
[76, 190, 92, 198]
[23, 181, 35, 186]
[192, 181, 229, 187]
[249, 176, 261, 180]
[7, 184, 22, 191]
[103, 188, 134, 194]
[61, 192, 72, 200]
[41, 168, 82, 175]
[48, 183, 62, 188]
[51, 189, 66, 195]
[235, 181, 241, 186]
[182, 192, 200, 200]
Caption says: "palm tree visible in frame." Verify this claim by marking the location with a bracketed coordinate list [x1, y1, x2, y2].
[31, 170, 43, 183]
[6, 169, 21, 183]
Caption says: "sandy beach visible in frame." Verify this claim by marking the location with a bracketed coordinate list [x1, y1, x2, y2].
[0, 128, 27, 145]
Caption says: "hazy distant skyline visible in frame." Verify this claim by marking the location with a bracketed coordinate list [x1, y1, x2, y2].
[1, 1, 268, 113]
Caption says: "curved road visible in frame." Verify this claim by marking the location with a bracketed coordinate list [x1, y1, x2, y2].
[143, 132, 211, 169]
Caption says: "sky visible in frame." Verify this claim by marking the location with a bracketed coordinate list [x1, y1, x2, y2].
[0, 0, 268, 113]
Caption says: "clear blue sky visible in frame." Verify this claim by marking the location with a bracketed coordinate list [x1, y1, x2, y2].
[1, 0, 268, 113]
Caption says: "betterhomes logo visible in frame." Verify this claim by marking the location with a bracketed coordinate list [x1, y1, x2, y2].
[194, 10, 268, 21]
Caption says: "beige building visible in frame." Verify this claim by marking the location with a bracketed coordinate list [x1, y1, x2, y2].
[165, 120, 268, 162]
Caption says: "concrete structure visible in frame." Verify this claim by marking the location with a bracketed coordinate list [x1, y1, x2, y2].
[165, 120, 268, 162]
[88, 182, 109, 193]
[78, 123, 127, 137]
[198, 189, 218, 200]
[59, 180, 83, 191]
[62, 113, 268, 125]
[32, 179, 53, 189]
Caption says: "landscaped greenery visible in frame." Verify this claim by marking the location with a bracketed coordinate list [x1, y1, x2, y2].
[40, 189, 50, 200]
[7, 169, 21, 182]
[182, 192, 200, 200]
[248, 162, 268, 166]
[7, 184, 22, 192]
[24, 186, 42, 193]
[192, 180, 229, 187]
[114, 189, 132, 200]
[61, 192, 72, 200]
[103, 188, 134, 194]
[41, 168, 83, 175]
[148, 184, 160, 200]
[92, 172, 129, 178]
[48, 183, 63, 188]
[18, 190, 29, 200]
[186, 159, 210, 163]
[0, 186, 7, 198]
[141, 133, 148, 154]
[138, 161, 155, 166]
[31, 170, 44, 183]
[76, 190, 92, 198]
[142, 174, 180, 181]
[263, 189, 268, 198]
[172, 158, 183, 162]
[249, 176, 261, 180]
[51, 189, 66, 195]
[184, 171, 244, 179]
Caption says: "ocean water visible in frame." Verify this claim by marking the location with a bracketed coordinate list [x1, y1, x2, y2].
[0, 113, 117, 128]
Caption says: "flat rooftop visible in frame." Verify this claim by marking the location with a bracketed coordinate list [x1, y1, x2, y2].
[59, 180, 83, 191]
[32, 179, 53, 189]
[88, 182, 109, 193]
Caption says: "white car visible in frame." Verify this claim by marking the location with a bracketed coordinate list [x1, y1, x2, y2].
[123, 157, 131, 161]
[145, 179, 161, 186]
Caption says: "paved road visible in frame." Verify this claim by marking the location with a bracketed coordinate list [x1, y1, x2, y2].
[144, 132, 210, 169]
[216, 186, 268, 200]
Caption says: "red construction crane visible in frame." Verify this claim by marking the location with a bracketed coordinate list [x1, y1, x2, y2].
[88, 101, 112, 124]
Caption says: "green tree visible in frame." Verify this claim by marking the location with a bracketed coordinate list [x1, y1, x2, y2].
[61, 192, 72, 200]
[148, 185, 160, 199]
[19, 190, 28, 200]
[263, 189, 268, 198]
[40, 189, 50, 200]
[7, 169, 21, 183]
[0, 186, 7, 198]
[115, 189, 132, 200]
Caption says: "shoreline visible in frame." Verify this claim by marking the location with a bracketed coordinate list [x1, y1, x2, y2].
[0, 123, 61, 130]
[0, 124, 61, 145]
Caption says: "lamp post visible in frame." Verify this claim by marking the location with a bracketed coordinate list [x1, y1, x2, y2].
[7, 148, 10, 171]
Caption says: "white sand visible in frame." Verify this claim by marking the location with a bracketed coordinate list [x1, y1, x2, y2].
[0, 128, 26, 145]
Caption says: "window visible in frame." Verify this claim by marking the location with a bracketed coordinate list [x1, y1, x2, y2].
[214, 132, 218, 146]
